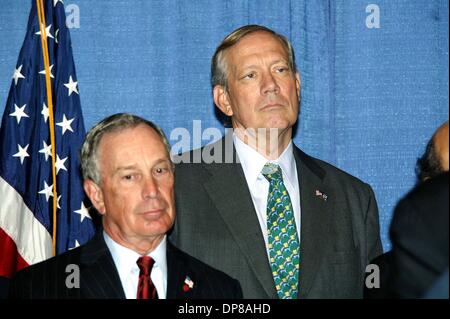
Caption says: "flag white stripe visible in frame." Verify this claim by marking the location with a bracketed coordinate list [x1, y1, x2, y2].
[0, 176, 52, 265]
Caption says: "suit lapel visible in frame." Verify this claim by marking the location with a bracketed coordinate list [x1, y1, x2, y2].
[293, 147, 334, 298]
[166, 242, 196, 299]
[197, 138, 334, 298]
[79, 232, 126, 298]
[201, 137, 277, 298]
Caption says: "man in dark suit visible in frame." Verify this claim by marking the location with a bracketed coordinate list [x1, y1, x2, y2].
[10, 113, 242, 299]
[387, 172, 449, 298]
[172, 25, 383, 298]
[365, 121, 449, 298]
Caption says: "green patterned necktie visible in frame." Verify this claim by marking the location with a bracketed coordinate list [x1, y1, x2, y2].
[262, 163, 300, 299]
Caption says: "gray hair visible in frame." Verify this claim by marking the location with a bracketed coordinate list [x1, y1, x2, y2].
[80, 113, 172, 184]
[211, 25, 298, 90]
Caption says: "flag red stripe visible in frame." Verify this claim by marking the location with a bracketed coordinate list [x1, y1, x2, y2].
[0, 227, 29, 278]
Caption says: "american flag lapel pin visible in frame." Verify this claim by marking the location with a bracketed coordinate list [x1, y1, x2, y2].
[183, 276, 194, 292]
[315, 189, 328, 201]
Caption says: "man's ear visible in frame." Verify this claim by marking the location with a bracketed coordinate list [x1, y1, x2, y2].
[295, 72, 301, 97]
[213, 85, 233, 117]
[84, 179, 106, 215]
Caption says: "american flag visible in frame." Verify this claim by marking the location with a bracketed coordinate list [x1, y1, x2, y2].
[0, 0, 96, 278]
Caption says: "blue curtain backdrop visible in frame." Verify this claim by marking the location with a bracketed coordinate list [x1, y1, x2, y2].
[1, 0, 448, 251]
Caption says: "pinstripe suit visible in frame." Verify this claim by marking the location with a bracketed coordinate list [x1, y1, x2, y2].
[9, 232, 242, 299]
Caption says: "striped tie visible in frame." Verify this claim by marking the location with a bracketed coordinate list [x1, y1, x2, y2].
[136, 256, 159, 299]
[262, 163, 300, 299]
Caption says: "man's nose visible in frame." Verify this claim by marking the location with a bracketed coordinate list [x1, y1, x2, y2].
[142, 176, 159, 199]
[261, 72, 280, 95]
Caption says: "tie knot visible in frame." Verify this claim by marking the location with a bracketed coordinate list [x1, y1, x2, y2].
[262, 163, 282, 182]
[137, 256, 155, 276]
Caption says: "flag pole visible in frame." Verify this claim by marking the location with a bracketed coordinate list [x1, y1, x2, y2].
[36, 0, 58, 256]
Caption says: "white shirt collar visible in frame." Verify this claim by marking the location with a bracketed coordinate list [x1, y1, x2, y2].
[233, 133, 297, 185]
[103, 231, 168, 293]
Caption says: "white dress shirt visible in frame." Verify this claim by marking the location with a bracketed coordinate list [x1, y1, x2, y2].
[233, 134, 302, 257]
[103, 232, 168, 299]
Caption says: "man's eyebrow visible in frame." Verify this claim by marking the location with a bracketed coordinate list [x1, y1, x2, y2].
[154, 158, 172, 165]
[115, 159, 171, 172]
[115, 165, 138, 172]
[271, 58, 289, 64]
[237, 58, 289, 71]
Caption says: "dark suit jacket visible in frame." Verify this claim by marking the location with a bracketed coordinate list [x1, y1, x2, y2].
[172, 137, 383, 298]
[9, 232, 242, 299]
[364, 250, 393, 298]
[387, 172, 449, 298]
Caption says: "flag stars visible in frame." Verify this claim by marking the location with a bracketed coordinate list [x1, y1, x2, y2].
[55, 154, 68, 174]
[39, 64, 54, 78]
[35, 24, 54, 39]
[74, 202, 92, 222]
[38, 140, 52, 161]
[9, 104, 29, 124]
[4, 1, 95, 255]
[56, 114, 75, 135]
[13, 144, 30, 164]
[57, 194, 62, 209]
[69, 240, 80, 250]
[41, 102, 49, 123]
[38, 181, 54, 202]
[12, 64, 25, 86]
[64, 75, 78, 96]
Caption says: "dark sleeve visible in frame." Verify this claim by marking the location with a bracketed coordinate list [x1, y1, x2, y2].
[231, 278, 243, 299]
[389, 173, 449, 298]
[364, 251, 392, 299]
[9, 269, 33, 299]
[201, 270, 244, 299]
[384, 174, 448, 298]
[0, 276, 10, 299]
[365, 183, 383, 262]
[8, 256, 70, 299]
[388, 198, 441, 298]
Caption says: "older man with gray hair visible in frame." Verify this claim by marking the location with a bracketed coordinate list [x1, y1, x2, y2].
[10, 113, 242, 299]
[173, 25, 383, 299]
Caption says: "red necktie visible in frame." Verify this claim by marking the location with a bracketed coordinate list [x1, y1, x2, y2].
[136, 256, 159, 299]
